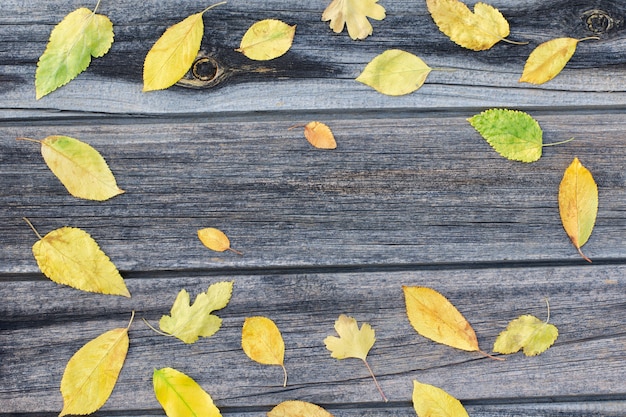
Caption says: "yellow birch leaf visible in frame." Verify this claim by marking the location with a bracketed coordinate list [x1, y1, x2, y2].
[426, 0, 510, 51]
[322, 0, 386, 40]
[304, 121, 337, 149]
[153, 367, 222, 417]
[143, 2, 225, 92]
[242, 316, 287, 386]
[403, 286, 479, 352]
[28, 222, 130, 297]
[412, 380, 470, 417]
[198, 227, 242, 254]
[493, 315, 558, 356]
[356, 49, 431, 96]
[59, 313, 133, 417]
[558, 157, 598, 262]
[236, 19, 296, 61]
[268, 401, 335, 417]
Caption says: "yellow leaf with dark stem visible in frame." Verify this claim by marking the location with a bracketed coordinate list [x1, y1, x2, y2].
[356, 49, 431, 96]
[236, 19, 295, 61]
[304, 122, 337, 149]
[59, 312, 134, 417]
[154, 367, 222, 417]
[558, 157, 598, 262]
[268, 401, 335, 417]
[242, 316, 287, 386]
[198, 227, 242, 254]
[412, 380, 470, 417]
[322, 0, 386, 40]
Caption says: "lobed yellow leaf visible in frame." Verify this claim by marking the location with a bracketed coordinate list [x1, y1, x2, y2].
[268, 401, 335, 417]
[412, 380, 470, 417]
[493, 314, 558, 356]
[520, 38, 579, 84]
[324, 314, 375, 361]
[236, 19, 296, 61]
[153, 367, 222, 417]
[242, 316, 287, 386]
[322, 0, 386, 40]
[356, 49, 431, 96]
[304, 121, 337, 149]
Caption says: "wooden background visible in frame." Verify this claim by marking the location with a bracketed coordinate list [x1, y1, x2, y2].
[1, 0, 625, 416]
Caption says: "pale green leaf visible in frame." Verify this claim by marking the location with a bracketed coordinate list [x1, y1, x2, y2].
[153, 367, 221, 417]
[493, 314, 558, 356]
[356, 49, 431, 96]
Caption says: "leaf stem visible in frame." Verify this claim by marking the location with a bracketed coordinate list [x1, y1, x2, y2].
[127, 310, 136, 329]
[501, 37, 529, 46]
[578, 36, 601, 43]
[478, 349, 505, 361]
[227, 247, 243, 256]
[542, 137, 574, 147]
[93, 0, 102, 14]
[201, 1, 227, 15]
[543, 298, 551, 324]
[142, 318, 174, 337]
[577, 246, 592, 263]
[281, 364, 288, 387]
[362, 358, 388, 402]
[23, 217, 43, 240]
[16, 137, 42, 145]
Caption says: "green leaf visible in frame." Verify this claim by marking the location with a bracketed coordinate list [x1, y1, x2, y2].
[467, 108, 543, 162]
[356, 49, 431, 96]
[493, 314, 558, 356]
[36, 6, 113, 99]
[153, 367, 221, 417]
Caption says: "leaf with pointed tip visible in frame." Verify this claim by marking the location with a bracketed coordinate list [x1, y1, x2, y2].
[356, 49, 431, 96]
[268, 401, 335, 417]
[412, 380, 469, 417]
[304, 121, 337, 149]
[242, 316, 287, 386]
[520, 38, 582, 84]
[322, 0, 386, 40]
[493, 315, 558, 356]
[236, 19, 295, 61]
[153, 367, 222, 417]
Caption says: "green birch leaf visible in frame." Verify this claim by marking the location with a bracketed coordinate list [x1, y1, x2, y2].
[356, 49, 431, 96]
[36, 5, 114, 99]
[493, 314, 558, 356]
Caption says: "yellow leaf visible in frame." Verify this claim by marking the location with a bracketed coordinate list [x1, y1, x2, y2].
[558, 157, 598, 262]
[268, 401, 335, 417]
[493, 315, 558, 356]
[426, 0, 509, 51]
[322, 0, 386, 40]
[59, 313, 133, 417]
[412, 380, 470, 417]
[198, 227, 242, 254]
[153, 367, 222, 417]
[403, 286, 478, 352]
[236, 19, 296, 61]
[304, 121, 337, 149]
[356, 49, 431, 96]
[241, 316, 287, 386]
[29, 222, 130, 297]
[143, 2, 225, 92]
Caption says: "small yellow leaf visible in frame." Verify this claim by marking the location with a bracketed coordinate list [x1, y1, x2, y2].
[242, 316, 287, 386]
[324, 314, 375, 361]
[520, 38, 580, 84]
[493, 315, 558, 356]
[198, 227, 242, 254]
[356, 49, 431, 96]
[558, 157, 598, 262]
[268, 401, 335, 417]
[412, 380, 470, 417]
[236, 19, 295, 61]
[403, 286, 478, 352]
[153, 367, 222, 417]
[322, 0, 386, 40]
[304, 122, 337, 149]
[59, 313, 133, 417]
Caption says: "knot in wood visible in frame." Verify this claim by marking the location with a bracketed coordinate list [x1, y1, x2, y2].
[192, 57, 219, 82]
[582, 9, 616, 34]
[176, 52, 225, 89]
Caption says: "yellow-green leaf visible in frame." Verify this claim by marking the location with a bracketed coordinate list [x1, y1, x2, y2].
[558, 157, 598, 262]
[31, 225, 130, 297]
[268, 401, 335, 417]
[520, 38, 596, 84]
[198, 227, 242, 254]
[143, 2, 225, 92]
[322, 0, 386, 40]
[356, 49, 431, 96]
[60, 313, 133, 417]
[403, 286, 478, 352]
[36, 5, 114, 99]
[153, 367, 221, 417]
[236, 19, 296, 61]
[159, 281, 234, 344]
[242, 316, 287, 386]
[412, 380, 470, 417]
[493, 314, 558, 356]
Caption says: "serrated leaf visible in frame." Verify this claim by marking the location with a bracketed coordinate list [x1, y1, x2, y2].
[36, 6, 114, 99]
[242, 316, 287, 386]
[268, 401, 335, 417]
[356, 49, 431, 96]
[236, 19, 295, 61]
[403, 286, 479, 352]
[468, 108, 544, 162]
[558, 157, 598, 262]
[31, 225, 130, 297]
[426, 0, 509, 51]
[520, 38, 580, 85]
[322, 0, 386, 40]
[412, 380, 470, 417]
[159, 281, 234, 344]
[153, 367, 222, 417]
[304, 121, 337, 149]
[493, 314, 558, 356]
[198, 227, 241, 254]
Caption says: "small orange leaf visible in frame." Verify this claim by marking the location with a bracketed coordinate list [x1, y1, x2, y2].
[304, 121, 337, 149]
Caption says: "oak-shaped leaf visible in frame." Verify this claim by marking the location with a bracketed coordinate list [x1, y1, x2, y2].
[236, 19, 296, 61]
[268, 401, 335, 417]
[322, 0, 386, 40]
[60, 312, 133, 417]
[198, 227, 242, 254]
[412, 380, 469, 417]
[242, 316, 287, 387]
[157, 281, 234, 344]
[154, 367, 222, 417]
[143, 2, 225, 91]
[36, 3, 114, 99]
[493, 315, 558, 356]
[559, 157, 598, 262]
[304, 121, 337, 149]
[324, 314, 387, 401]
[356, 49, 431, 96]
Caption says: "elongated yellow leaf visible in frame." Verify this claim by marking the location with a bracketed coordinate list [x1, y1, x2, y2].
[356, 49, 431, 96]
[520, 38, 579, 84]
[268, 401, 335, 417]
[236, 19, 296, 61]
[426, 0, 509, 51]
[242, 316, 287, 386]
[558, 157, 598, 262]
[198, 227, 242, 254]
[143, 3, 225, 91]
[304, 121, 337, 149]
[31, 225, 130, 297]
[403, 286, 478, 352]
[412, 380, 470, 417]
[36, 5, 114, 99]
[322, 0, 386, 40]
[60, 313, 133, 417]
[153, 367, 221, 417]
[493, 314, 558, 356]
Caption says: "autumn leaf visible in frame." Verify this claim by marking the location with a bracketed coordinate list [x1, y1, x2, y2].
[236, 19, 296, 61]
[198, 227, 242, 254]
[412, 380, 470, 417]
[268, 401, 335, 417]
[18, 135, 124, 201]
[26, 219, 130, 297]
[36, 1, 114, 99]
[520, 37, 599, 85]
[143, 2, 225, 92]
[59, 312, 133, 417]
[242, 316, 287, 387]
[154, 367, 222, 417]
[322, 0, 386, 40]
[304, 121, 337, 149]
[324, 314, 387, 401]
[559, 157, 598, 262]
[356, 49, 431, 96]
